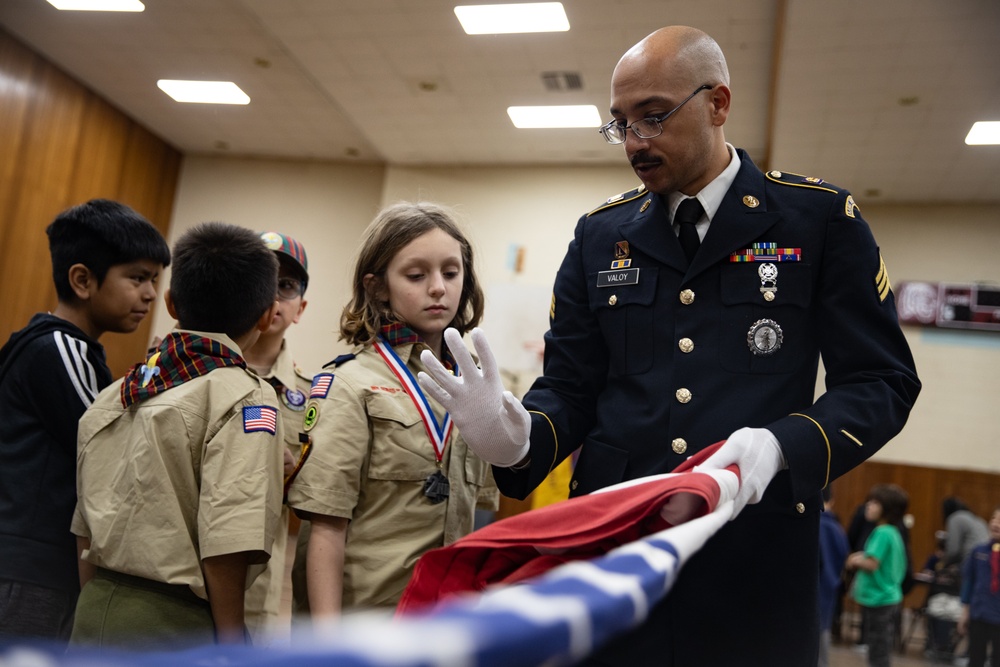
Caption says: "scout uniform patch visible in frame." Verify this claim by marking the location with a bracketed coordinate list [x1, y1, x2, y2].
[281, 387, 307, 411]
[310, 373, 334, 398]
[243, 405, 278, 434]
[303, 401, 320, 432]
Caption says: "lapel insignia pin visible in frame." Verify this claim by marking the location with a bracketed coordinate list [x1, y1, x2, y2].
[742, 195, 760, 208]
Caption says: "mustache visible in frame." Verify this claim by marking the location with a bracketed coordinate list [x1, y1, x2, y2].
[630, 151, 661, 168]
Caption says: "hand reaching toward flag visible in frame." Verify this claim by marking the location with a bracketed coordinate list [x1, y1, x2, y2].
[418, 328, 531, 468]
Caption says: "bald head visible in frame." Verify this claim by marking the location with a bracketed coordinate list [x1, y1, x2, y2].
[608, 26, 733, 196]
[615, 26, 730, 90]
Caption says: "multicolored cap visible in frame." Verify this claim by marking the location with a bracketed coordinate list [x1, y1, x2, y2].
[259, 231, 308, 282]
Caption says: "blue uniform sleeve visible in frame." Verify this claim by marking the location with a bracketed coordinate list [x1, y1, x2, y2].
[767, 193, 920, 500]
[959, 546, 976, 604]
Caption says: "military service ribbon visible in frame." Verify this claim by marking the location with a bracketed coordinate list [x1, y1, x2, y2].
[730, 242, 801, 263]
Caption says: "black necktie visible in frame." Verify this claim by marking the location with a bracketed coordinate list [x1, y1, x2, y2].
[675, 197, 704, 263]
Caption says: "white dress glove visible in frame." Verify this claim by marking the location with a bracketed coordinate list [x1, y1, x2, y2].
[418, 328, 531, 468]
[695, 427, 786, 519]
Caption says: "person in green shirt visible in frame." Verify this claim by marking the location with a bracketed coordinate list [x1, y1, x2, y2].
[847, 483, 910, 667]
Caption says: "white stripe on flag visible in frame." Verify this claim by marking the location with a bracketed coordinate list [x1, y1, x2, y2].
[43, 497, 733, 667]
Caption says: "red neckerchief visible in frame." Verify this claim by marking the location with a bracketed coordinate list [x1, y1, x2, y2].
[121, 331, 245, 407]
[378, 323, 455, 372]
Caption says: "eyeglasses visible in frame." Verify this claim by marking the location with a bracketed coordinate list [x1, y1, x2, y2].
[598, 84, 713, 145]
[277, 277, 306, 301]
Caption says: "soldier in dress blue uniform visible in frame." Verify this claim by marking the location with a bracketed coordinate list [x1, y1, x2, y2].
[419, 26, 920, 666]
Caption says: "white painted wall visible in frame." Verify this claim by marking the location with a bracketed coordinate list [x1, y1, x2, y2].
[152, 156, 387, 370]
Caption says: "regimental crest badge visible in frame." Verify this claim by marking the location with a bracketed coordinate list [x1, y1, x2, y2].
[747, 319, 783, 356]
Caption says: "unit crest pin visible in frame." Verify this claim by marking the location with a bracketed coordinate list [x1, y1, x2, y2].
[747, 319, 783, 356]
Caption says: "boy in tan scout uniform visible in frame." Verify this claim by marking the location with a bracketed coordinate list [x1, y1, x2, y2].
[71, 222, 284, 649]
[242, 231, 313, 645]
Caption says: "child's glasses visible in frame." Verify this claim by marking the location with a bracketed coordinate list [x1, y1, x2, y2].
[277, 277, 305, 301]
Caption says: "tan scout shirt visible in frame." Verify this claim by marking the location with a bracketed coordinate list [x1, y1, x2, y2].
[244, 341, 312, 644]
[287, 342, 498, 610]
[255, 340, 313, 460]
[72, 331, 284, 602]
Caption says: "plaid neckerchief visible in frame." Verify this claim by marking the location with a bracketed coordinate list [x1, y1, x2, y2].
[121, 331, 246, 407]
[379, 323, 455, 372]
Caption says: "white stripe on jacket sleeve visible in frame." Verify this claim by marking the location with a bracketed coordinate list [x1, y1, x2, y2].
[53, 331, 99, 407]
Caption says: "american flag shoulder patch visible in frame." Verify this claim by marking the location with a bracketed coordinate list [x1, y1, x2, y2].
[310, 373, 335, 398]
[243, 405, 278, 434]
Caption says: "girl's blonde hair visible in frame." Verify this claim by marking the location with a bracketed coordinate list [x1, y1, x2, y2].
[341, 202, 485, 345]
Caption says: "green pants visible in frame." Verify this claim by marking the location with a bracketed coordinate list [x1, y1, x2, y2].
[70, 568, 215, 650]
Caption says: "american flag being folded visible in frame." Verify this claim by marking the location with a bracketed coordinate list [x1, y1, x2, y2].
[34, 445, 737, 667]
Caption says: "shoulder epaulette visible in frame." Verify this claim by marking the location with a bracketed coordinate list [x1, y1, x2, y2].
[293, 362, 313, 382]
[764, 169, 838, 195]
[765, 169, 862, 218]
[325, 353, 356, 369]
[586, 184, 648, 217]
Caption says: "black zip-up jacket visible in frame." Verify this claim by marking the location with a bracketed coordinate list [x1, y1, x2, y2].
[0, 314, 112, 593]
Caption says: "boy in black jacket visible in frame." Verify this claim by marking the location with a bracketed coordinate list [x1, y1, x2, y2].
[0, 199, 170, 643]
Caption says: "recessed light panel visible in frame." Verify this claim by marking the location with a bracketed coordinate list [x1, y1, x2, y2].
[965, 121, 1000, 145]
[46, 0, 144, 10]
[507, 105, 601, 129]
[455, 3, 569, 35]
[157, 80, 250, 105]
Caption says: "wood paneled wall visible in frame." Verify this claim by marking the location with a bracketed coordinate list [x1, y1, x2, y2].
[0, 28, 180, 377]
[830, 460, 1000, 579]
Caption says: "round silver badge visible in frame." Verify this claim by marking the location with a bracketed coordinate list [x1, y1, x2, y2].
[747, 318, 783, 356]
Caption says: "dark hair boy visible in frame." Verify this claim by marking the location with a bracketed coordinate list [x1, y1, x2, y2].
[0, 199, 170, 643]
[72, 222, 283, 649]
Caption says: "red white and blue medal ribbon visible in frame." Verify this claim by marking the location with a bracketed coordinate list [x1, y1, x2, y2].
[373, 337, 454, 464]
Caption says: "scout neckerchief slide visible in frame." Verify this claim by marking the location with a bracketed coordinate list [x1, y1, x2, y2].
[373, 336, 454, 504]
[121, 331, 246, 407]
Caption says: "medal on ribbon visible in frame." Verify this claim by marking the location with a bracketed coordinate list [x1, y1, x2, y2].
[373, 337, 454, 504]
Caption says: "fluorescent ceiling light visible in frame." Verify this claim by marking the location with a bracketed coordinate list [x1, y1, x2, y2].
[507, 105, 601, 129]
[46, 0, 145, 10]
[157, 80, 250, 105]
[455, 3, 569, 34]
[965, 121, 1000, 145]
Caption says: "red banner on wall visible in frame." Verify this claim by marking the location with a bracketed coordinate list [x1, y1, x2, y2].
[896, 281, 1000, 332]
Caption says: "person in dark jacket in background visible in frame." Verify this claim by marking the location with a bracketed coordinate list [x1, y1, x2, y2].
[820, 487, 850, 667]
